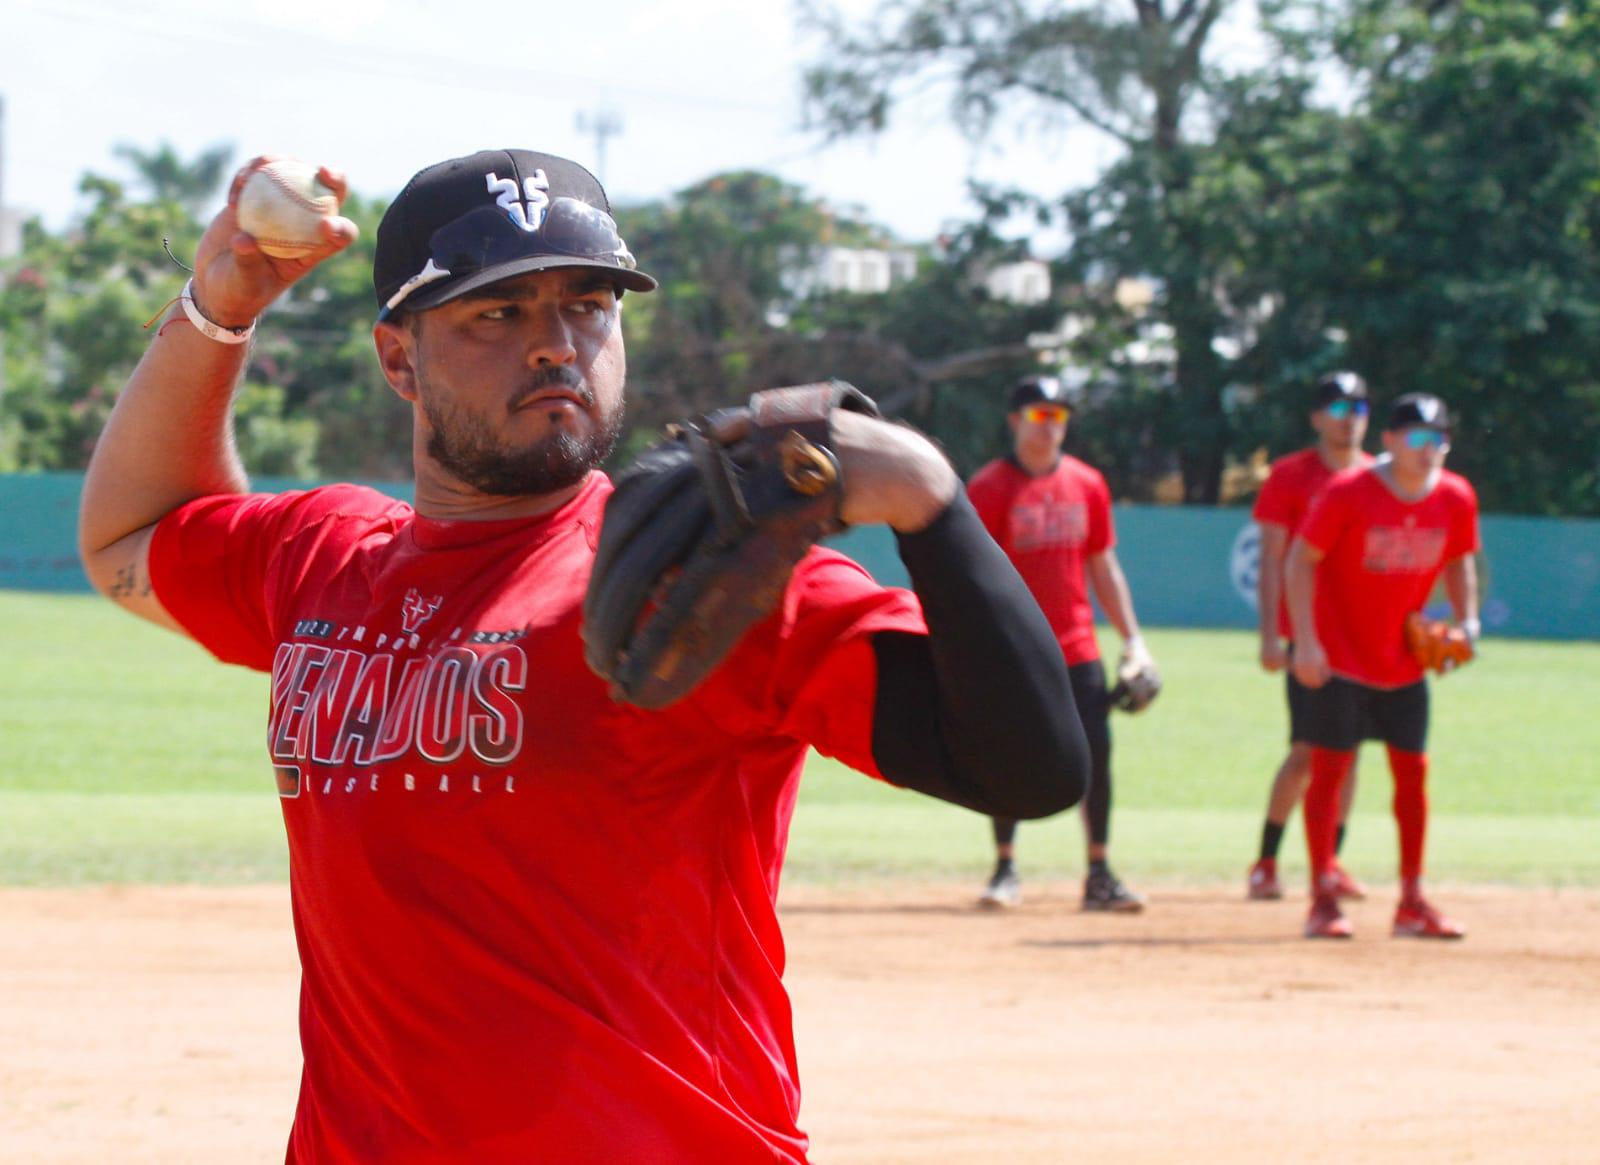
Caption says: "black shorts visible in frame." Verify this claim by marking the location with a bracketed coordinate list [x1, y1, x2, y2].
[1299, 677, 1429, 753]
[1285, 670, 1315, 743]
[1286, 671, 1383, 745]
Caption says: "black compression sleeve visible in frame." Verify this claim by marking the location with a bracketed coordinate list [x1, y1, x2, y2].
[870, 489, 1089, 818]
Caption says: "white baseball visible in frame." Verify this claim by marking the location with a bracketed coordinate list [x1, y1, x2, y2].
[235, 160, 339, 259]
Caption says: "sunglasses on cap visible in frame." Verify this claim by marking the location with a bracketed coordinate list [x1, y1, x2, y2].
[1324, 399, 1369, 419]
[382, 199, 639, 316]
[1402, 428, 1449, 450]
[1021, 403, 1071, 424]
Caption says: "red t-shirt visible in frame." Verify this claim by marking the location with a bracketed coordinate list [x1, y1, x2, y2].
[967, 456, 1113, 666]
[1297, 466, 1480, 688]
[1253, 447, 1376, 637]
[148, 474, 925, 1165]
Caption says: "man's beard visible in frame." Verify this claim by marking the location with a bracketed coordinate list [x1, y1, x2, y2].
[421, 368, 624, 497]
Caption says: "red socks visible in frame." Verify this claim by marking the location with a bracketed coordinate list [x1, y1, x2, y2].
[1305, 748, 1356, 891]
[1388, 746, 1430, 889]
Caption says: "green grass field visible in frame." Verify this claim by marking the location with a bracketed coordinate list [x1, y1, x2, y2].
[2, 591, 1597, 886]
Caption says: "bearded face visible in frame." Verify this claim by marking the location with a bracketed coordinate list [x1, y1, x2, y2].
[419, 364, 625, 497]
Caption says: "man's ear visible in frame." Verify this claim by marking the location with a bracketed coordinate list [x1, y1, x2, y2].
[374, 318, 420, 403]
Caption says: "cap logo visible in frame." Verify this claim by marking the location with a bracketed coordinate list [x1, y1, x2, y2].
[1416, 398, 1441, 424]
[487, 169, 551, 233]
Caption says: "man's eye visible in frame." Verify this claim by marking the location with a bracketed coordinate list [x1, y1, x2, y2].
[479, 305, 516, 321]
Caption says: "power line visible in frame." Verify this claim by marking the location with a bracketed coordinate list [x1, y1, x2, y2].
[10, 0, 791, 116]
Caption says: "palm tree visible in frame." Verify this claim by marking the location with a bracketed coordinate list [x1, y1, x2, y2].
[112, 141, 234, 214]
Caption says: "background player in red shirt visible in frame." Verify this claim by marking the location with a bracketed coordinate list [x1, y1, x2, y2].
[1286, 393, 1481, 941]
[967, 376, 1157, 913]
[1247, 372, 1375, 901]
[75, 150, 1091, 1163]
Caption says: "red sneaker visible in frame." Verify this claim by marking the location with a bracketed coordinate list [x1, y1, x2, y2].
[1247, 859, 1283, 900]
[1304, 894, 1354, 939]
[1328, 863, 1368, 901]
[1393, 898, 1465, 940]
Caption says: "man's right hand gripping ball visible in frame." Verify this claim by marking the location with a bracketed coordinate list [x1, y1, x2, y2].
[582, 380, 880, 709]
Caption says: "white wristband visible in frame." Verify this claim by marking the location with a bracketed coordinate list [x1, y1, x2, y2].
[179, 279, 255, 345]
[1462, 618, 1482, 642]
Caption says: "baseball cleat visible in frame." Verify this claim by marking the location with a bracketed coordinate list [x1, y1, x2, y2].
[1328, 863, 1368, 901]
[1392, 898, 1465, 940]
[1082, 868, 1145, 913]
[1247, 858, 1283, 900]
[1304, 894, 1354, 939]
[978, 869, 1021, 909]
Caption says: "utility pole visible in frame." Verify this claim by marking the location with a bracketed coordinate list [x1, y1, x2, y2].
[574, 107, 622, 187]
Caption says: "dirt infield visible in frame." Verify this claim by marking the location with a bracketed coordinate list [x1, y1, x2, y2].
[2, 882, 1597, 1164]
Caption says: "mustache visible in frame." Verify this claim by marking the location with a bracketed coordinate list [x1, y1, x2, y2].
[510, 367, 593, 410]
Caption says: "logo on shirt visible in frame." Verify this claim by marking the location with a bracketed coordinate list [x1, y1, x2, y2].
[268, 640, 529, 796]
[401, 589, 443, 634]
[1362, 525, 1448, 574]
[1011, 500, 1088, 552]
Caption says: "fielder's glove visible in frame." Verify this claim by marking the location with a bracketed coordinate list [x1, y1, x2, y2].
[1404, 612, 1476, 674]
[1108, 638, 1161, 714]
[582, 380, 880, 709]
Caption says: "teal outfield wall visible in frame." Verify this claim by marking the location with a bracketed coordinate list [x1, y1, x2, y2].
[832, 504, 1599, 642]
[6, 472, 1598, 640]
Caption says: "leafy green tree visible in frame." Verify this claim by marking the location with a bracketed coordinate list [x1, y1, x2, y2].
[803, 0, 1245, 501]
[614, 171, 843, 447]
[254, 191, 404, 480]
[615, 172, 1055, 471]
[0, 171, 201, 470]
[1307, 0, 1600, 514]
[792, 218, 1061, 475]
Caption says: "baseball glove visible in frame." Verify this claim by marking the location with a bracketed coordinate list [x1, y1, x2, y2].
[1108, 645, 1162, 714]
[582, 380, 880, 709]
[1404, 612, 1475, 673]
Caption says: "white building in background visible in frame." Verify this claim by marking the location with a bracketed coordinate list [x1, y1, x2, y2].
[786, 246, 1058, 305]
[0, 205, 22, 259]
[0, 90, 18, 259]
[982, 259, 1052, 305]
[811, 245, 920, 295]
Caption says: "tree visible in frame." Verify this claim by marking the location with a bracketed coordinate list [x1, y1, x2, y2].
[803, 0, 1246, 502]
[256, 190, 407, 480]
[1307, 0, 1600, 514]
[615, 172, 1055, 471]
[112, 142, 234, 216]
[615, 171, 922, 452]
[0, 170, 203, 471]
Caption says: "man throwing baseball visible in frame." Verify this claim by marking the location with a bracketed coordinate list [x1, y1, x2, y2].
[1286, 393, 1480, 940]
[1247, 372, 1374, 901]
[967, 376, 1155, 912]
[78, 150, 1090, 1162]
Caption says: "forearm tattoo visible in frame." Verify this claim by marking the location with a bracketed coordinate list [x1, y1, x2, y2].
[108, 561, 154, 600]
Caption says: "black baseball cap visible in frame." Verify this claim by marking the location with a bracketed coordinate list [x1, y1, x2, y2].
[1387, 392, 1452, 432]
[1312, 371, 1368, 409]
[374, 148, 657, 320]
[1009, 375, 1070, 411]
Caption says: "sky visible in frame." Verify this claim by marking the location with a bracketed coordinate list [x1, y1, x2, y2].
[0, 0, 1127, 250]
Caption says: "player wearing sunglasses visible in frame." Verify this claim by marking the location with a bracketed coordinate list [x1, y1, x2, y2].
[967, 376, 1156, 912]
[1246, 372, 1376, 901]
[1285, 394, 1481, 940]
